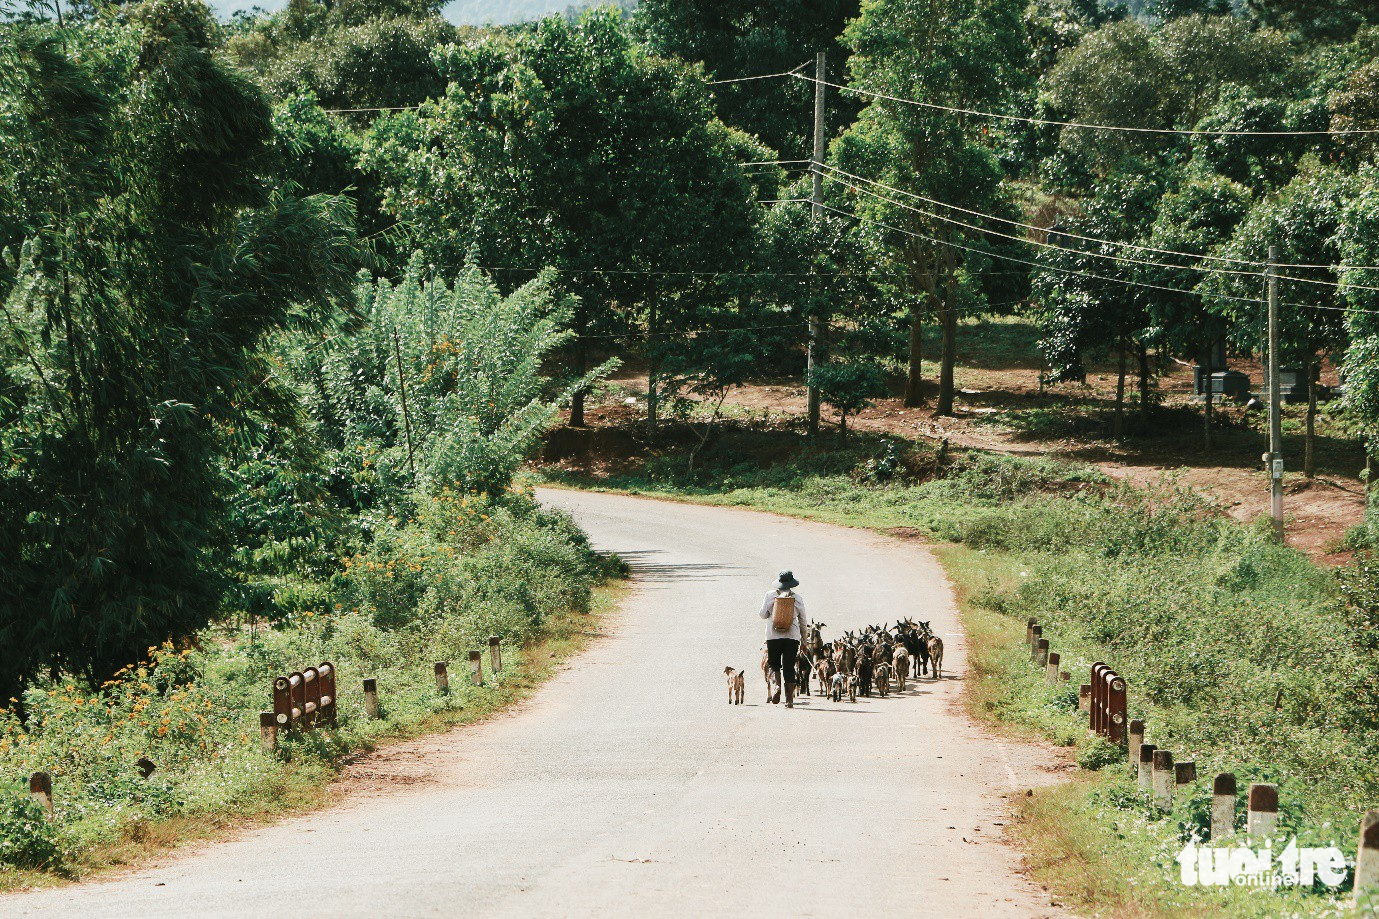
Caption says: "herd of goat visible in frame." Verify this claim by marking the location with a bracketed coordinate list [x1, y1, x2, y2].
[765, 618, 945, 704]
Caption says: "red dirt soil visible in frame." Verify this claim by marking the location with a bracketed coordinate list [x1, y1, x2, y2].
[583, 358, 1368, 564]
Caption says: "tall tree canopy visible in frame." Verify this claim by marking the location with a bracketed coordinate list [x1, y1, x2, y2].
[0, 0, 368, 697]
[831, 0, 1029, 414]
[363, 8, 767, 424]
[635, 0, 861, 159]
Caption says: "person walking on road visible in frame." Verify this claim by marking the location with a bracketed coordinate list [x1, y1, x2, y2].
[759, 571, 808, 708]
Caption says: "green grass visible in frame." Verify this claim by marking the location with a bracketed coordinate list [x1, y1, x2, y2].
[0, 491, 625, 890]
[542, 424, 1379, 918]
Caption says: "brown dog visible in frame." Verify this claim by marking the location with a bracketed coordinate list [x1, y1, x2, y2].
[724, 666, 745, 704]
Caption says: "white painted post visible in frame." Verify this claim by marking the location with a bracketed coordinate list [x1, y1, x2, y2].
[1079, 684, 1091, 713]
[1137, 743, 1156, 790]
[1128, 719, 1144, 766]
[1211, 773, 1237, 840]
[1152, 750, 1174, 809]
[363, 678, 380, 719]
[1247, 783, 1278, 838]
[1045, 652, 1060, 685]
[468, 650, 484, 686]
[434, 661, 450, 695]
[1356, 810, 1379, 907]
[489, 636, 502, 672]
[1034, 638, 1049, 669]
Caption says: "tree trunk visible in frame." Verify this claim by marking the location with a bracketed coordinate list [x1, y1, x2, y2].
[1203, 341, 1213, 455]
[936, 304, 957, 416]
[1305, 359, 1317, 478]
[904, 308, 924, 407]
[1137, 341, 1151, 419]
[1113, 334, 1127, 439]
[1367, 450, 1375, 494]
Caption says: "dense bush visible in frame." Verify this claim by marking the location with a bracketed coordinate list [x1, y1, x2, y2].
[0, 490, 610, 871]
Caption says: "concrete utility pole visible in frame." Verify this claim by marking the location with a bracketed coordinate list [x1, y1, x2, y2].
[1266, 246, 1284, 539]
[807, 51, 826, 441]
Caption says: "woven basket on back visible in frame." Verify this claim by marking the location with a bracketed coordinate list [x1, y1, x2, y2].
[771, 592, 796, 632]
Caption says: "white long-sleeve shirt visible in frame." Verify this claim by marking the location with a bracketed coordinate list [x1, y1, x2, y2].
[759, 590, 808, 643]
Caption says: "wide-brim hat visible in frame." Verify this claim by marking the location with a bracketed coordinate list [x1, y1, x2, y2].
[776, 570, 799, 590]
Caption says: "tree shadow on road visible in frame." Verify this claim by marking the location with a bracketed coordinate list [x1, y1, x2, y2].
[614, 549, 748, 583]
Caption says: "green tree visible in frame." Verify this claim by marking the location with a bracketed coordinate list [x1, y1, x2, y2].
[1041, 15, 1292, 172]
[362, 9, 764, 427]
[0, 0, 368, 697]
[809, 359, 887, 437]
[635, 0, 860, 159]
[832, 0, 1029, 415]
[1199, 163, 1357, 477]
[1139, 169, 1254, 450]
[1245, 0, 1379, 44]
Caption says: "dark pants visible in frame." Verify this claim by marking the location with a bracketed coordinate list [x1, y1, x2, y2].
[766, 638, 799, 690]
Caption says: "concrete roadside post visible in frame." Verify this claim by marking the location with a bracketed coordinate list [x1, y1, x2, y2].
[1152, 750, 1174, 809]
[1211, 773, 1237, 840]
[1034, 638, 1049, 669]
[1247, 783, 1278, 838]
[259, 711, 277, 754]
[363, 678, 380, 719]
[1356, 810, 1379, 907]
[1128, 719, 1145, 766]
[469, 650, 484, 686]
[1029, 626, 1042, 661]
[29, 772, 54, 820]
[435, 661, 450, 695]
[1079, 684, 1091, 713]
[1174, 761, 1196, 788]
[489, 636, 502, 673]
[1026, 618, 1036, 648]
[1045, 652, 1060, 685]
[1138, 743, 1156, 790]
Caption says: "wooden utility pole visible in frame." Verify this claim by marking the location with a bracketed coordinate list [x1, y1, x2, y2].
[807, 51, 826, 441]
[647, 299, 658, 433]
[393, 329, 417, 485]
[1266, 246, 1283, 539]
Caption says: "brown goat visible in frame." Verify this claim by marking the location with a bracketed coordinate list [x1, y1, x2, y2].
[875, 662, 891, 697]
[927, 635, 944, 680]
[892, 647, 909, 693]
[724, 666, 745, 704]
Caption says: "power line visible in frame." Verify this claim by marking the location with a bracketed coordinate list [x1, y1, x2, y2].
[789, 72, 1379, 138]
[814, 199, 1264, 305]
[470, 263, 903, 280]
[707, 62, 811, 86]
[820, 171, 1261, 281]
[819, 165, 1379, 294]
[818, 164, 1266, 268]
[818, 199, 1379, 319]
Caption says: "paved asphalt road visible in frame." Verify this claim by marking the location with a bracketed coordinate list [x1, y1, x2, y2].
[6, 489, 1066, 918]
